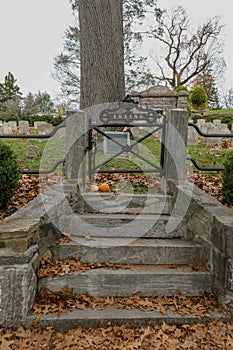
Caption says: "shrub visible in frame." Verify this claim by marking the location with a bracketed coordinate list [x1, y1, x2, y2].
[0, 143, 20, 209]
[190, 86, 208, 109]
[0, 115, 64, 127]
[220, 116, 233, 130]
[175, 85, 188, 92]
[222, 152, 233, 205]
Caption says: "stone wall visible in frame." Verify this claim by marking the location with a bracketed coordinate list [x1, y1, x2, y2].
[168, 179, 233, 316]
[0, 179, 82, 329]
[131, 86, 188, 114]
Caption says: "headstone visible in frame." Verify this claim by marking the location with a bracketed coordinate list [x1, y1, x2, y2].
[34, 121, 47, 129]
[196, 119, 205, 131]
[103, 131, 130, 154]
[19, 120, 30, 134]
[188, 126, 198, 145]
[219, 123, 230, 134]
[209, 148, 221, 156]
[3, 122, 12, 134]
[37, 122, 53, 135]
[0, 125, 3, 135]
[213, 119, 221, 128]
[26, 145, 39, 158]
[206, 126, 220, 146]
[8, 121, 17, 131]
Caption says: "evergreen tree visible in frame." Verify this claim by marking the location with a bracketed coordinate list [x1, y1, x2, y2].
[34, 91, 54, 114]
[22, 92, 40, 115]
[0, 72, 22, 103]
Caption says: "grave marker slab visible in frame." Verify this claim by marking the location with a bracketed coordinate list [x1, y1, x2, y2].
[104, 131, 130, 154]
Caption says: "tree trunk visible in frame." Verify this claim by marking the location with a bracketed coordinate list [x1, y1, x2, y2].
[79, 0, 125, 109]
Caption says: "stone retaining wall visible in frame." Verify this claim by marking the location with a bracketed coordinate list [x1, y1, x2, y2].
[0, 179, 82, 329]
[168, 179, 233, 316]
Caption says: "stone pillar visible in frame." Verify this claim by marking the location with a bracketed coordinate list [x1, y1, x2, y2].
[0, 218, 40, 329]
[65, 110, 88, 191]
[163, 109, 189, 190]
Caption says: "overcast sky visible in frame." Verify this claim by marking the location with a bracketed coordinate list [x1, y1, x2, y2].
[0, 1, 232, 100]
[0, 0, 73, 99]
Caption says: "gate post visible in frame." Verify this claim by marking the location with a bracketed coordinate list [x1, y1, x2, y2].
[163, 109, 189, 192]
[65, 110, 88, 191]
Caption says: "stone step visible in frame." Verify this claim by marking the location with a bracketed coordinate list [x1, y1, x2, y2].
[26, 307, 228, 332]
[82, 193, 172, 215]
[50, 238, 202, 265]
[57, 214, 184, 238]
[38, 266, 213, 297]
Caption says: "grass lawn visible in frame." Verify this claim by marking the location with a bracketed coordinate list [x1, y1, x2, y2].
[2, 137, 65, 175]
[204, 108, 233, 115]
[1, 136, 232, 178]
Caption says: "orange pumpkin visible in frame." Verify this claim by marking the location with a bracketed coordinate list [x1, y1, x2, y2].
[98, 183, 111, 192]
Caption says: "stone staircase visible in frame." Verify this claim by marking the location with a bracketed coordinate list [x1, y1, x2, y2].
[27, 192, 228, 331]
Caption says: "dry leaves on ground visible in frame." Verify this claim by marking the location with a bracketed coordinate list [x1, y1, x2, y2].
[0, 169, 231, 221]
[189, 172, 233, 209]
[0, 175, 40, 220]
[37, 254, 209, 279]
[1, 319, 233, 350]
[0, 173, 63, 220]
[87, 173, 162, 194]
[32, 287, 226, 320]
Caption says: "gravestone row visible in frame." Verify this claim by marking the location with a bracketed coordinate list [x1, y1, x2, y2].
[188, 119, 233, 146]
[0, 121, 55, 135]
[130, 118, 232, 146]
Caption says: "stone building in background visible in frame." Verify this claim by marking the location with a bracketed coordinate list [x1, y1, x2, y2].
[131, 85, 188, 114]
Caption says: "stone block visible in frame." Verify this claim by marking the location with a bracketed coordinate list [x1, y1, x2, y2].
[212, 248, 226, 287]
[226, 259, 233, 291]
[0, 218, 40, 252]
[211, 219, 225, 254]
[194, 235, 213, 269]
[0, 262, 37, 329]
[39, 267, 212, 297]
[225, 225, 233, 258]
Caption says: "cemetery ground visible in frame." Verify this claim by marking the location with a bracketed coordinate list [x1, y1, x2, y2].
[1, 137, 233, 348]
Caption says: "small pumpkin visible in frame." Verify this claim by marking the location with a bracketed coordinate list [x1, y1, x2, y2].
[90, 184, 99, 192]
[98, 183, 111, 192]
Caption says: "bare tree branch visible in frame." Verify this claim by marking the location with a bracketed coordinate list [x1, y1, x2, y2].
[150, 6, 225, 89]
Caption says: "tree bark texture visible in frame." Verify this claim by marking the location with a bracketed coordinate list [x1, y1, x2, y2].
[79, 0, 125, 109]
